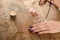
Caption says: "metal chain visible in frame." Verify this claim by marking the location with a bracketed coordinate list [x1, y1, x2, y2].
[45, 3, 52, 21]
[45, 0, 53, 21]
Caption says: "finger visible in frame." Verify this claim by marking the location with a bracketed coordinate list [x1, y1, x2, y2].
[29, 25, 48, 33]
[30, 23, 40, 29]
[33, 28, 41, 32]
[29, 23, 41, 32]
[31, 22, 48, 31]
[32, 23, 41, 26]
[29, 21, 48, 32]
[38, 31, 50, 34]
[32, 21, 47, 27]
[31, 26, 37, 30]
[29, 23, 39, 28]
[29, 25, 38, 32]
[33, 28, 49, 32]
[39, 0, 47, 5]
[48, 0, 54, 4]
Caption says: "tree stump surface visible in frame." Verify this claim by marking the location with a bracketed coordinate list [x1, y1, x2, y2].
[0, 0, 60, 40]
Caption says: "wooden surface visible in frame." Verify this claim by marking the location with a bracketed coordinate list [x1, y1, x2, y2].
[0, 0, 60, 40]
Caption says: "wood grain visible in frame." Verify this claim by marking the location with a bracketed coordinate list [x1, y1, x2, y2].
[0, 0, 60, 40]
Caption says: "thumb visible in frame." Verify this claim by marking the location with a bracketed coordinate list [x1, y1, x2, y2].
[48, 0, 54, 4]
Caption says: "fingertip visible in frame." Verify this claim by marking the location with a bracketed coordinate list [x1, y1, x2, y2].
[28, 28, 34, 32]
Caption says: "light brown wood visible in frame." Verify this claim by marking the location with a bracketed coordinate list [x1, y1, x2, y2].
[0, 0, 60, 40]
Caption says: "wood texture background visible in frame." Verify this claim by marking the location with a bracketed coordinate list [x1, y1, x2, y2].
[0, 0, 60, 40]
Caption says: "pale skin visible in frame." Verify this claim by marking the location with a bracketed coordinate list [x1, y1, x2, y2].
[29, 0, 60, 34]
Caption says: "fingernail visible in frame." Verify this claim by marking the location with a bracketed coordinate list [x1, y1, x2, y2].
[28, 28, 33, 32]
[29, 26, 33, 28]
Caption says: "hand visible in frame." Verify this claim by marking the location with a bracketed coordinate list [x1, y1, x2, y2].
[29, 21, 60, 34]
[48, 0, 60, 8]
[39, 0, 47, 6]
[39, 0, 60, 9]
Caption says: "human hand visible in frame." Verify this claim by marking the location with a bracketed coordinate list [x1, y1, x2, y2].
[39, 0, 60, 7]
[39, 0, 47, 6]
[28, 21, 60, 34]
